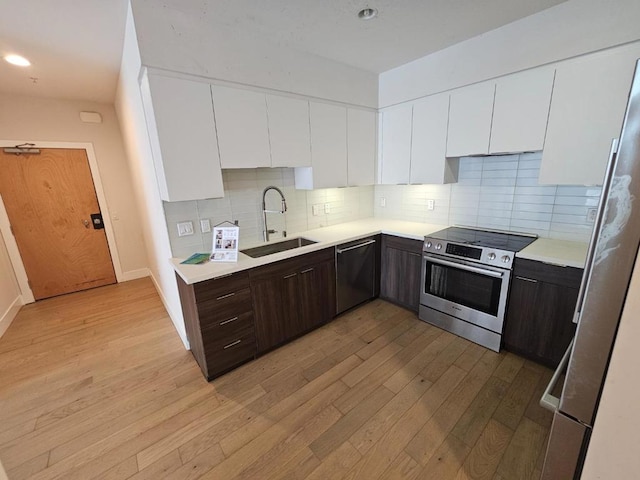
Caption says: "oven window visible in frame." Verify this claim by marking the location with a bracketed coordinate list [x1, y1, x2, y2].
[425, 261, 502, 316]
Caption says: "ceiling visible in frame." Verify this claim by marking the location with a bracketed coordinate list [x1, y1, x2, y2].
[0, 0, 565, 103]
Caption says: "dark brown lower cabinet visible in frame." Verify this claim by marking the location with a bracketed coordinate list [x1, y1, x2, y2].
[250, 247, 336, 354]
[176, 271, 256, 380]
[379, 234, 423, 312]
[503, 258, 583, 368]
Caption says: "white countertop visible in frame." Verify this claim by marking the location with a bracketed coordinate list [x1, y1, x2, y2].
[171, 218, 444, 284]
[516, 238, 588, 269]
[171, 217, 589, 284]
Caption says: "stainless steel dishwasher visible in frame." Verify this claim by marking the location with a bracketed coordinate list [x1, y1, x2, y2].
[336, 236, 377, 314]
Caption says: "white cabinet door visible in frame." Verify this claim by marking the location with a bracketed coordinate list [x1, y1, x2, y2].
[212, 85, 271, 168]
[490, 67, 555, 154]
[347, 109, 376, 186]
[446, 81, 495, 157]
[140, 72, 224, 201]
[266, 95, 311, 168]
[540, 45, 639, 185]
[380, 105, 413, 184]
[410, 93, 452, 184]
[295, 102, 347, 189]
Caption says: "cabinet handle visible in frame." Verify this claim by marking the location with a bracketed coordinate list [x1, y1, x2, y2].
[300, 268, 314, 274]
[515, 276, 538, 283]
[223, 339, 242, 349]
[216, 292, 235, 300]
[219, 316, 238, 326]
[283, 273, 297, 279]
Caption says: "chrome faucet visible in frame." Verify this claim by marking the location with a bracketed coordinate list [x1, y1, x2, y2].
[262, 186, 287, 242]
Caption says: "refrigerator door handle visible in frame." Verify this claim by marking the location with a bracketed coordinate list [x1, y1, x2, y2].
[540, 338, 574, 412]
[573, 138, 619, 324]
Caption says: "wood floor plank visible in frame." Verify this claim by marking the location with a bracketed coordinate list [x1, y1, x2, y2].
[454, 419, 512, 480]
[492, 366, 541, 431]
[305, 441, 361, 480]
[492, 353, 525, 384]
[495, 417, 548, 480]
[309, 385, 393, 459]
[418, 434, 471, 480]
[267, 447, 321, 480]
[127, 450, 182, 480]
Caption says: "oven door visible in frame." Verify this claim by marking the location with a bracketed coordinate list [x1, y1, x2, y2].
[421, 253, 511, 333]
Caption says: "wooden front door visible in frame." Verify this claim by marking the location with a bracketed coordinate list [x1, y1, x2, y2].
[0, 148, 116, 300]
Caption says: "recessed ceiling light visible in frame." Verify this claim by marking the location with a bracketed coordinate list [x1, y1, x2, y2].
[4, 54, 31, 67]
[358, 8, 378, 20]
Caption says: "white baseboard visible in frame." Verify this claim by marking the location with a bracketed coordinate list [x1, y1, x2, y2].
[119, 268, 150, 282]
[148, 273, 190, 350]
[0, 296, 23, 338]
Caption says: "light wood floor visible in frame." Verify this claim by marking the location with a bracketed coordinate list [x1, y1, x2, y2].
[0, 278, 552, 480]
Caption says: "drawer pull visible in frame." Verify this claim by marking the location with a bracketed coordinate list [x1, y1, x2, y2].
[516, 276, 538, 283]
[219, 316, 238, 326]
[283, 273, 297, 279]
[300, 267, 314, 274]
[216, 292, 235, 300]
[223, 339, 242, 349]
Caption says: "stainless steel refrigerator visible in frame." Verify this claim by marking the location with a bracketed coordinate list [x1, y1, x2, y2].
[540, 59, 640, 479]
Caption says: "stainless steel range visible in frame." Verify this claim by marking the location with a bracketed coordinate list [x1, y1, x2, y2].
[419, 226, 537, 351]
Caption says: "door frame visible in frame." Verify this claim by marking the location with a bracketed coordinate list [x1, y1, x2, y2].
[0, 140, 123, 304]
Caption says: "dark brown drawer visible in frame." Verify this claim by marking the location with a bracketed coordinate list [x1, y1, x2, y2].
[382, 234, 423, 254]
[249, 247, 334, 284]
[513, 258, 583, 288]
[194, 271, 250, 303]
[201, 310, 254, 339]
[204, 327, 256, 377]
[196, 287, 252, 323]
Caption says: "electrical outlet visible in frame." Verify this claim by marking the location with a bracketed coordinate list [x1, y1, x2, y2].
[177, 221, 194, 237]
[312, 204, 322, 216]
[587, 208, 598, 223]
[324, 203, 331, 214]
[200, 219, 211, 233]
[427, 199, 435, 211]
[380, 197, 386, 207]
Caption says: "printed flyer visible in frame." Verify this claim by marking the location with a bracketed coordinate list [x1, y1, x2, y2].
[210, 223, 240, 262]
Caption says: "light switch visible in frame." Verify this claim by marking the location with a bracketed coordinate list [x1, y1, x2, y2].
[177, 221, 194, 237]
[312, 204, 322, 216]
[200, 219, 211, 233]
[427, 199, 435, 211]
[380, 197, 386, 207]
[324, 203, 331, 214]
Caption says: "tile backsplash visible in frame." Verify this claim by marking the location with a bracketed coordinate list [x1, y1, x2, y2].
[165, 152, 601, 258]
[374, 152, 602, 242]
[164, 168, 374, 258]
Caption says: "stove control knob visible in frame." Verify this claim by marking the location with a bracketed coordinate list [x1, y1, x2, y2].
[487, 252, 496, 260]
[501, 255, 511, 263]
[435, 243, 442, 250]
[426, 241, 432, 249]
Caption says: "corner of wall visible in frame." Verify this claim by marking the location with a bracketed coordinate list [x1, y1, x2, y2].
[0, 296, 22, 339]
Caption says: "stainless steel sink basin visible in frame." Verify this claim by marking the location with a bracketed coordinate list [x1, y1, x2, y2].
[240, 237, 317, 258]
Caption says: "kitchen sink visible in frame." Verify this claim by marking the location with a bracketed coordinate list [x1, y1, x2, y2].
[240, 237, 318, 258]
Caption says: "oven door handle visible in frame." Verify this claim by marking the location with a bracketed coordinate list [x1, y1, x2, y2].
[424, 255, 504, 278]
[540, 338, 574, 412]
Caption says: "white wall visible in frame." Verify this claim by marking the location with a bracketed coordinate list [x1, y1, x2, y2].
[379, 0, 640, 107]
[130, 0, 378, 108]
[581, 252, 640, 478]
[0, 93, 147, 281]
[114, 4, 188, 347]
[0, 230, 21, 337]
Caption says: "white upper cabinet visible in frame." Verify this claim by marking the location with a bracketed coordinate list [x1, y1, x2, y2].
[140, 71, 224, 202]
[410, 93, 453, 184]
[380, 104, 413, 184]
[295, 102, 348, 189]
[540, 44, 640, 185]
[211, 85, 271, 168]
[490, 67, 555, 154]
[265, 95, 311, 168]
[446, 81, 496, 157]
[347, 109, 376, 186]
